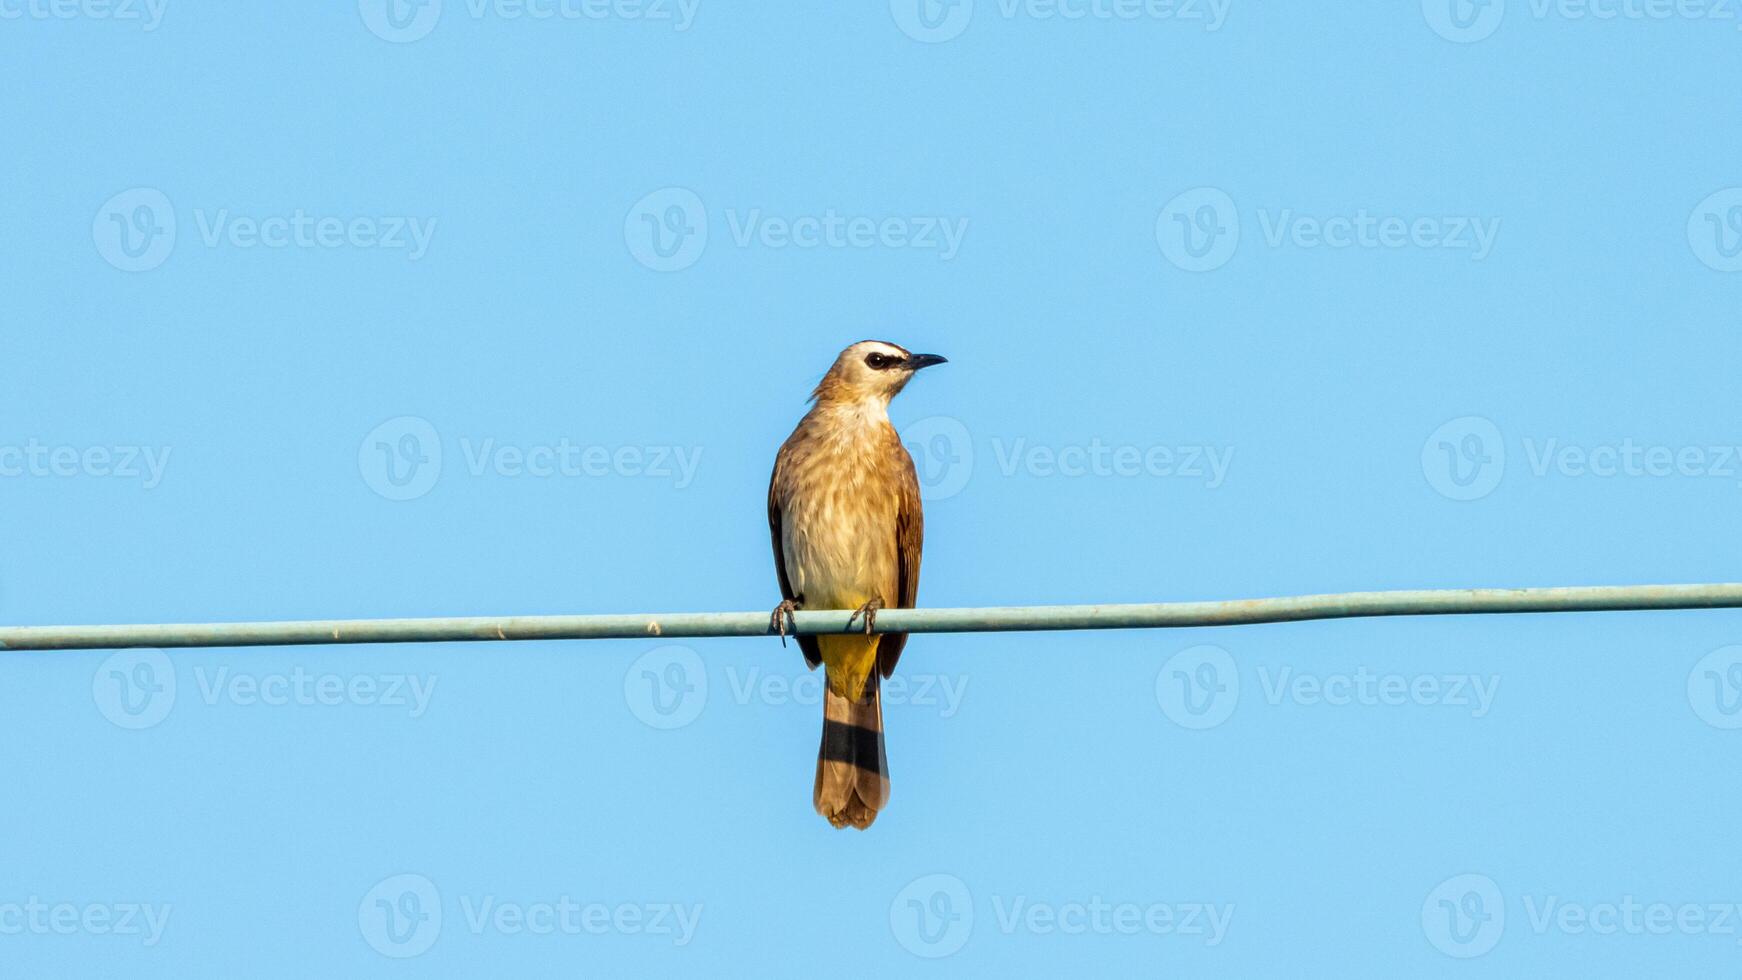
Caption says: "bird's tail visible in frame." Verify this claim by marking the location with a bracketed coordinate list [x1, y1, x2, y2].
[814, 671, 889, 830]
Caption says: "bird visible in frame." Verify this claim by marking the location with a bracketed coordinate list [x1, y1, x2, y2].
[767, 340, 947, 829]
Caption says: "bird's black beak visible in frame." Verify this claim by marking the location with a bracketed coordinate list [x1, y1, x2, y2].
[906, 353, 948, 370]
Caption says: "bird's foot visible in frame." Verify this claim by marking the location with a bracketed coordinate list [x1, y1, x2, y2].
[845, 597, 884, 636]
[769, 599, 800, 647]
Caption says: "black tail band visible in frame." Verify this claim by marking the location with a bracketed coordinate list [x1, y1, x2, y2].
[819, 720, 883, 773]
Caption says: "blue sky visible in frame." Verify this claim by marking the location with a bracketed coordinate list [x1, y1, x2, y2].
[4, 1, 1742, 975]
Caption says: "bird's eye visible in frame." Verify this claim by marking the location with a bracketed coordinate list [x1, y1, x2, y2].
[865, 353, 893, 370]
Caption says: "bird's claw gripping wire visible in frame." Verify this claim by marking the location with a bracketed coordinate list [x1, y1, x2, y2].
[769, 599, 800, 647]
[846, 597, 883, 636]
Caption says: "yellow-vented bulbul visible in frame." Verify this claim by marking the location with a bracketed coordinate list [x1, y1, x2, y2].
[768, 340, 946, 830]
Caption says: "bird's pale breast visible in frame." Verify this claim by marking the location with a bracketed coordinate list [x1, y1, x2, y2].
[777, 430, 903, 612]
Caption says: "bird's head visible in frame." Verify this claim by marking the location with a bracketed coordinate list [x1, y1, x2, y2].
[812, 340, 947, 406]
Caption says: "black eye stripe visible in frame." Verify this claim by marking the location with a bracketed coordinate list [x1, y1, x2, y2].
[864, 352, 899, 370]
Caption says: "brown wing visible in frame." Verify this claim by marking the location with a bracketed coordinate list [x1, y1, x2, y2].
[768, 453, 821, 668]
[878, 442, 924, 678]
